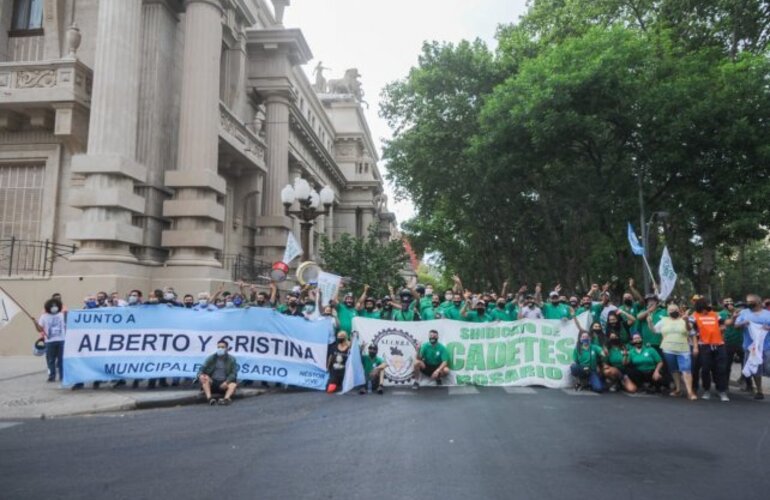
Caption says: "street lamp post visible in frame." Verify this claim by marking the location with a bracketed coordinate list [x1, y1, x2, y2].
[280, 177, 335, 259]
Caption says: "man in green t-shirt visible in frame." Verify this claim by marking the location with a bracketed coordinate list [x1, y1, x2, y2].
[412, 329, 450, 389]
[335, 292, 358, 336]
[542, 291, 572, 320]
[461, 294, 492, 322]
[490, 298, 514, 321]
[442, 292, 465, 321]
[636, 294, 667, 348]
[358, 296, 381, 319]
[360, 343, 387, 395]
[421, 295, 442, 320]
[719, 298, 750, 391]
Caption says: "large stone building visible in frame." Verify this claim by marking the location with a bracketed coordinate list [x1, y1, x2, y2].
[0, 0, 397, 354]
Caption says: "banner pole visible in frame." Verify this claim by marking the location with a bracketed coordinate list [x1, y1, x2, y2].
[641, 255, 658, 293]
[0, 284, 36, 322]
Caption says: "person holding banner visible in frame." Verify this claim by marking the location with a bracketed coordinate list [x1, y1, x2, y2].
[570, 331, 605, 392]
[36, 298, 66, 383]
[735, 294, 770, 400]
[412, 330, 450, 389]
[198, 340, 238, 405]
[334, 292, 358, 335]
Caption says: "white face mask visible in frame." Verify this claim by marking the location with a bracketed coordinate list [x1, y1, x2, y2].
[225, 302, 235, 308]
[164, 293, 175, 301]
[216, 348, 226, 356]
[50, 306, 59, 314]
[425, 288, 433, 296]
[199, 299, 208, 306]
[128, 296, 138, 304]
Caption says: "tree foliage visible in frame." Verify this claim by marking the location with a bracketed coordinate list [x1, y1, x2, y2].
[319, 226, 408, 299]
[380, 0, 770, 298]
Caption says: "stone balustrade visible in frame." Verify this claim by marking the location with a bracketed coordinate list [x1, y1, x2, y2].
[219, 102, 267, 171]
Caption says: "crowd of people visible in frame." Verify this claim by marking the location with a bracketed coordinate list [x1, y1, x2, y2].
[31, 276, 770, 403]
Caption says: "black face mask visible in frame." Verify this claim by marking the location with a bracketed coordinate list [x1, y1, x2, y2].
[368, 351, 377, 358]
[365, 305, 374, 311]
[476, 308, 486, 314]
[632, 341, 643, 347]
[453, 301, 462, 307]
[591, 330, 603, 336]
[624, 300, 633, 306]
[429, 338, 438, 344]
[497, 303, 505, 309]
[670, 312, 680, 318]
[609, 338, 620, 345]
[384, 303, 392, 310]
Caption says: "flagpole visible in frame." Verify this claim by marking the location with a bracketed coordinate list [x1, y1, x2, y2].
[0, 284, 37, 322]
[641, 256, 658, 294]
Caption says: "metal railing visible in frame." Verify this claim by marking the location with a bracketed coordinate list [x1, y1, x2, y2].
[0, 238, 77, 277]
[218, 253, 273, 283]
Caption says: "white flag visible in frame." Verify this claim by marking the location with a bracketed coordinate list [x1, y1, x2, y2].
[317, 271, 342, 307]
[340, 333, 366, 394]
[658, 246, 677, 301]
[0, 288, 22, 330]
[283, 231, 302, 264]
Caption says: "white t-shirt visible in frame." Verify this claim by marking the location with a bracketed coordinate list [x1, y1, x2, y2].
[38, 312, 65, 342]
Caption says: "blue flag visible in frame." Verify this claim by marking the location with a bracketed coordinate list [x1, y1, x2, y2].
[340, 333, 366, 394]
[627, 222, 645, 256]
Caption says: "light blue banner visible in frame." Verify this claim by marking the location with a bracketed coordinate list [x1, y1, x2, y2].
[62, 306, 332, 390]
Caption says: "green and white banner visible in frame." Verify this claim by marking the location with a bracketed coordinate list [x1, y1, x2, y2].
[352, 314, 588, 388]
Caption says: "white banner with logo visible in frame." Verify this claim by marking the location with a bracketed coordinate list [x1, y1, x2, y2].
[352, 315, 587, 388]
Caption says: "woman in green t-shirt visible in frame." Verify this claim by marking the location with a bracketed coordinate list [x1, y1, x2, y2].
[570, 332, 605, 393]
[602, 332, 636, 393]
[626, 332, 665, 394]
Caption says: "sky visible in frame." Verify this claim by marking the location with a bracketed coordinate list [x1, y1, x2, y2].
[285, 0, 529, 226]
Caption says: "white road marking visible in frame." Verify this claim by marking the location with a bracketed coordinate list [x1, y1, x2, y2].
[448, 386, 480, 395]
[503, 387, 537, 395]
[561, 388, 599, 397]
[0, 422, 22, 431]
[390, 391, 416, 396]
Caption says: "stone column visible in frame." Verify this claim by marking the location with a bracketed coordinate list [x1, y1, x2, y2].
[254, 91, 293, 261]
[161, 0, 226, 267]
[67, 0, 147, 262]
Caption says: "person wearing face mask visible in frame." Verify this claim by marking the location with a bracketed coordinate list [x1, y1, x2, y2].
[543, 290, 572, 320]
[616, 287, 641, 338]
[83, 295, 99, 309]
[637, 294, 667, 351]
[602, 332, 636, 392]
[159, 287, 181, 307]
[182, 294, 195, 308]
[438, 289, 455, 314]
[441, 292, 465, 320]
[490, 297, 513, 321]
[198, 340, 238, 405]
[95, 291, 109, 308]
[690, 297, 729, 401]
[36, 298, 66, 383]
[379, 295, 395, 320]
[734, 293, 770, 400]
[570, 331, 605, 392]
[193, 292, 216, 311]
[327, 332, 351, 393]
[719, 298, 751, 392]
[416, 284, 433, 314]
[626, 332, 664, 394]
[356, 285, 381, 319]
[412, 330, 450, 389]
[518, 294, 544, 320]
[461, 292, 492, 322]
[575, 294, 601, 325]
[334, 290, 358, 334]
[605, 311, 628, 344]
[279, 291, 304, 317]
[579, 320, 606, 347]
[125, 290, 143, 306]
[653, 303, 697, 400]
[421, 295, 443, 320]
[360, 343, 387, 395]
[392, 289, 421, 321]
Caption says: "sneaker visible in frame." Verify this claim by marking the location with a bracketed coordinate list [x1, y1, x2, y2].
[412, 381, 419, 390]
[359, 388, 367, 395]
[218, 398, 231, 406]
[754, 392, 765, 400]
[112, 380, 126, 388]
[326, 383, 337, 394]
[377, 388, 384, 395]
[208, 398, 217, 406]
[609, 384, 619, 393]
[46, 377, 55, 383]
[436, 378, 443, 386]
[701, 392, 711, 400]
[719, 392, 730, 402]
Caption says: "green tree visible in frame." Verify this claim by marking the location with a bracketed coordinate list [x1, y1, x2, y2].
[319, 226, 408, 299]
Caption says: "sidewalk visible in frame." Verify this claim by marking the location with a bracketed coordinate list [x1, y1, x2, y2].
[0, 357, 267, 419]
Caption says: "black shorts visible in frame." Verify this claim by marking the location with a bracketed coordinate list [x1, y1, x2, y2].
[421, 363, 441, 377]
[210, 379, 229, 393]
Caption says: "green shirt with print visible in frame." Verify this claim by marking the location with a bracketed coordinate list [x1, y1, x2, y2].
[463, 310, 492, 323]
[336, 303, 357, 333]
[638, 307, 667, 347]
[606, 345, 628, 368]
[573, 344, 604, 371]
[628, 346, 661, 372]
[718, 309, 742, 346]
[542, 302, 572, 320]
[490, 307, 513, 321]
[419, 342, 449, 366]
[442, 304, 463, 321]
[361, 354, 384, 376]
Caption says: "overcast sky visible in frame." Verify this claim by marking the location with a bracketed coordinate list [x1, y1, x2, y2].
[285, 0, 529, 225]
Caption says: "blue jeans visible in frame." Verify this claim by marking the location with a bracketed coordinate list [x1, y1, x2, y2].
[663, 351, 692, 373]
[570, 364, 604, 393]
[45, 341, 64, 381]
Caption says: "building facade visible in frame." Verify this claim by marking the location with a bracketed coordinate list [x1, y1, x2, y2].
[0, 0, 397, 354]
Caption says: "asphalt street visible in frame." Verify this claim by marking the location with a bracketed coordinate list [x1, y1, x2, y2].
[1, 386, 768, 500]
